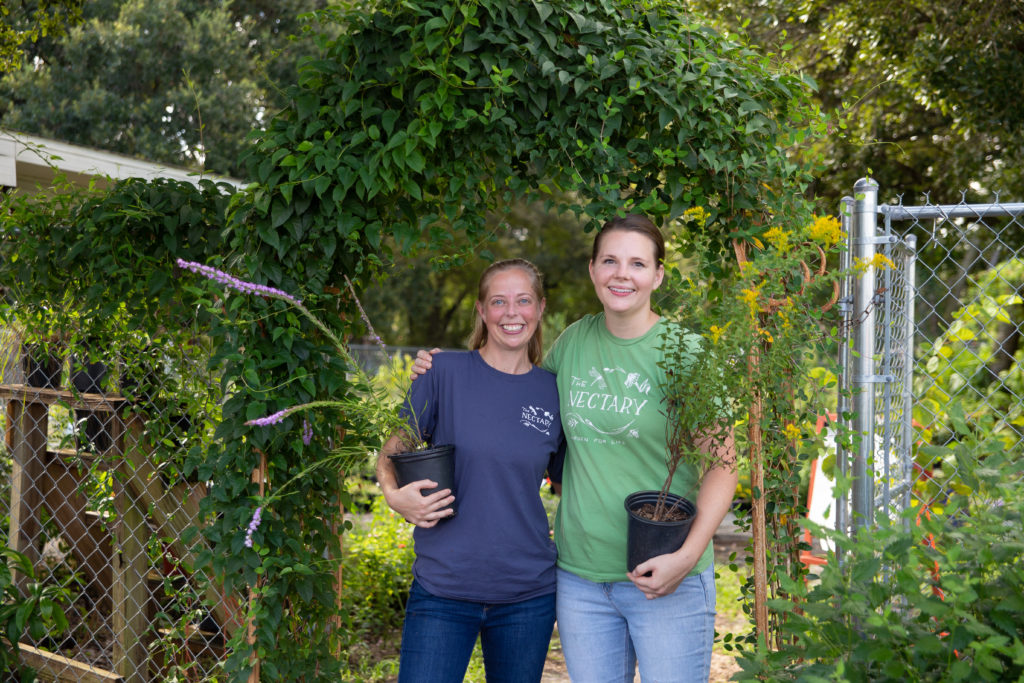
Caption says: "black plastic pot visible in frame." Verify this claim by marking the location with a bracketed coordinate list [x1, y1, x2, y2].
[23, 345, 63, 388]
[75, 410, 111, 453]
[389, 444, 456, 516]
[624, 490, 696, 573]
[71, 356, 108, 394]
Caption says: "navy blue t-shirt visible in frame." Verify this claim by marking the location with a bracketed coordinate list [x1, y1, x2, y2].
[401, 350, 565, 602]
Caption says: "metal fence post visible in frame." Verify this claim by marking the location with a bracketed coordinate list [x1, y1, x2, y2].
[852, 177, 878, 529]
[836, 196, 855, 541]
[901, 234, 917, 516]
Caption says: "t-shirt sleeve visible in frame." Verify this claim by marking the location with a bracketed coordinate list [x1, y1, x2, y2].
[400, 359, 440, 445]
[542, 320, 576, 374]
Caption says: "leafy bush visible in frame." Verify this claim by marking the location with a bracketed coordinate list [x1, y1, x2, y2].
[1, 547, 72, 680]
[737, 405, 1024, 682]
[341, 496, 415, 639]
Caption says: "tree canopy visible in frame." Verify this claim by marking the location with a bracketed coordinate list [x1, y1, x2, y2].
[0, 0, 325, 177]
[0, 0, 83, 73]
[687, 0, 1024, 204]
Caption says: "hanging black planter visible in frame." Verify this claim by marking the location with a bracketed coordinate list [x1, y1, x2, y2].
[624, 490, 696, 573]
[22, 344, 63, 388]
[389, 444, 457, 517]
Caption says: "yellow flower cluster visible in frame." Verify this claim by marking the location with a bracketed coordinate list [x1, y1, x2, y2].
[853, 253, 897, 273]
[782, 423, 801, 441]
[762, 227, 793, 253]
[739, 285, 762, 319]
[682, 206, 709, 227]
[777, 297, 794, 330]
[708, 322, 731, 344]
[806, 215, 844, 246]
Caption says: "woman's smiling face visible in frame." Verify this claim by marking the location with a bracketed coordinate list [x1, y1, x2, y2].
[589, 228, 664, 317]
[475, 267, 545, 355]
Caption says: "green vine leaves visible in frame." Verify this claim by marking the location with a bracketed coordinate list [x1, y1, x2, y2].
[239, 0, 826, 293]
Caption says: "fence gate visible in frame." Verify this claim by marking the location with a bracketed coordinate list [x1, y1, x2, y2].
[836, 178, 1024, 533]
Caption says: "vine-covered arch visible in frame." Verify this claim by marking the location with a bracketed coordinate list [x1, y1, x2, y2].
[215, 1, 823, 677]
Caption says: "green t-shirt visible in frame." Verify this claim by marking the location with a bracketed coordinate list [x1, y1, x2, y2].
[543, 313, 713, 582]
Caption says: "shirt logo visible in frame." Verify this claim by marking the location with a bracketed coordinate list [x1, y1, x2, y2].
[565, 366, 652, 440]
[521, 405, 554, 435]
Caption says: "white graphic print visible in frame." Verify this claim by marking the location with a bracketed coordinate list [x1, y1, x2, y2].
[565, 413, 636, 435]
[521, 405, 554, 435]
[623, 372, 651, 395]
[567, 366, 653, 440]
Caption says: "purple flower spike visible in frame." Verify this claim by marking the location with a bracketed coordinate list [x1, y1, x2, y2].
[302, 419, 313, 445]
[176, 258, 302, 307]
[244, 506, 263, 548]
[246, 409, 289, 427]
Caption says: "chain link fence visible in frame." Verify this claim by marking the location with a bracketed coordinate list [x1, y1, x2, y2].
[1, 313, 231, 682]
[838, 179, 1024, 531]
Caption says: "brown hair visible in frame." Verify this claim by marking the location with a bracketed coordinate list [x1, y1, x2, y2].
[468, 258, 546, 365]
[590, 214, 666, 265]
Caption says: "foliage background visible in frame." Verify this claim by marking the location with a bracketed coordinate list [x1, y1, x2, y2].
[9, 0, 1022, 680]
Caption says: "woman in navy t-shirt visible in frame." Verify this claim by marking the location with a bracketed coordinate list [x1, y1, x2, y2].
[376, 259, 565, 683]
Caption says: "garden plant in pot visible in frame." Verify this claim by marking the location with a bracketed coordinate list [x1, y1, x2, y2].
[625, 321, 741, 572]
[178, 260, 455, 511]
[624, 214, 754, 572]
[376, 356, 457, 518]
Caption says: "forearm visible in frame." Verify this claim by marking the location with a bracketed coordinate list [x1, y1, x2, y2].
[376, 434, 405, 499]
[680, 426, 738, 557]
[678, 464, 738, 558]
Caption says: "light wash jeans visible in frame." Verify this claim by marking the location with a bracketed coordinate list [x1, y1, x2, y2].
[555, 565, 716, 683]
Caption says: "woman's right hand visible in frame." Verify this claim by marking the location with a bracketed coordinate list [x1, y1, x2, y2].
[383, 480, 455, 528]
[409, 348, 441, 380]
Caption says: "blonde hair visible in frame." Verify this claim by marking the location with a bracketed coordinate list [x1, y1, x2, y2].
[468, 259, 546, 365]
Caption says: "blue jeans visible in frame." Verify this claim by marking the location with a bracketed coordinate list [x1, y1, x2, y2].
[398, 580, 556, 683]
[555, 565, 716, 683]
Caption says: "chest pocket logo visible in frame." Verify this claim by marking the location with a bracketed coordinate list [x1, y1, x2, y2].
[521, 405, 554, 435]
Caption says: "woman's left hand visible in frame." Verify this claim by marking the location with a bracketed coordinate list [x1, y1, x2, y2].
[626, 551, 697, 599]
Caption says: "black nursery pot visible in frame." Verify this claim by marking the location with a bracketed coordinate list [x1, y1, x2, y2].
[624, 490, 696, 573]
[75, 410, 112, 453]
[389, 444, 457, 517]
[71, 356, 109, 394]
[23, 345, 63, 388]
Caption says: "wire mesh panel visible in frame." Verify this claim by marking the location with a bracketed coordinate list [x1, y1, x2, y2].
[842, 185, 1024, 529]
[871, 234, 916, 518]
[2, 314, 230, 682]
[883, 198, 1024, 514]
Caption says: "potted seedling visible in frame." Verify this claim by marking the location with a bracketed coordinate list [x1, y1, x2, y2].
[349, 321, 455, 515]
[624, 321, 739, 571]
[623, 220, 751, 572]
[177, 260, 455, 510]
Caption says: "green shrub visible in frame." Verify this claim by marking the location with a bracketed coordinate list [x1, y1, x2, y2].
[737, 405, 1024, 682]
[1, 547, 72, 680]
[342, 496, 415, 638]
